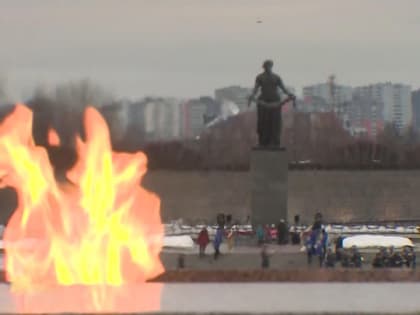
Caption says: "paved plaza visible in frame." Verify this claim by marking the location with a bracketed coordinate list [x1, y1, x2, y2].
[1, 283, 420, 314]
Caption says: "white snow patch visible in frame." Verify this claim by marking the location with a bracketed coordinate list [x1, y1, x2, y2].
[163, 235, 194, 249]
[343, 234, 414, 249]
[0, 235, 195, 251]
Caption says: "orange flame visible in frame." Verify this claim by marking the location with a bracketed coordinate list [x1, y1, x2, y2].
[0, 104, 164, 312]
[47, 128, 61, 146]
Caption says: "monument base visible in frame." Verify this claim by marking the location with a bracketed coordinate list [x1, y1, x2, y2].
[250, 147, 288, 226]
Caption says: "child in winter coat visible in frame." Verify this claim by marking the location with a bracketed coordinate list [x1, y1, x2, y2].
[197, 227, 210, 257]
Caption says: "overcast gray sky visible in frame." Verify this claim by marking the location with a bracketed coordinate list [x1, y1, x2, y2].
[0, 0, 419, 101]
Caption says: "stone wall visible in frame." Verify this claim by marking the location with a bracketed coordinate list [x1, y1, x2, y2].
[1, 170, 420, 225]
[142, 170, 420, 224]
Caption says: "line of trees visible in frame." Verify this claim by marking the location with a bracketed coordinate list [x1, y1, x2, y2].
[3, 79, 420, 171]
[142, 111, 420, 170]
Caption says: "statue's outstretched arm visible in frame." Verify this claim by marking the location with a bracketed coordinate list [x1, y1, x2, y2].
[248, 79, 260, 106]
[278, 77, 295, 99]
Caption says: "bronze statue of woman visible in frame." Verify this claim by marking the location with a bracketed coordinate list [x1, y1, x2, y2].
[248, 60, 296, 147]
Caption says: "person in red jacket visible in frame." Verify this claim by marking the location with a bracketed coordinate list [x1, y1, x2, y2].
[197, 227, 210, 258]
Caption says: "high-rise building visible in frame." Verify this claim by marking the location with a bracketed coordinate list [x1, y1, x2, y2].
[181, 97, 209, 138]
[354, 83, 412, 131]
[346, 93, 385, 138]
[302, 95, 329, 113]
[412, 89, 420, 130]
[303, 83, 353, 112]
[139, 97, 183, 141]
[124, 100, 147, 146]
[215, 86, 252, 112]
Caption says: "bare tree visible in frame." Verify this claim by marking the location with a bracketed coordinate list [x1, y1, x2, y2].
[29, 79, 114, 147]
[53, 79, 113, 109]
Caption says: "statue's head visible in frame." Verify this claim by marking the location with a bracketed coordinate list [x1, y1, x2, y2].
[263, 59, 274, 72]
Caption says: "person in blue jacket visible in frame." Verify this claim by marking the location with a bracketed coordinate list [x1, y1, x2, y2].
[214, 227, 223, 260]
[306, 227, 326, 266]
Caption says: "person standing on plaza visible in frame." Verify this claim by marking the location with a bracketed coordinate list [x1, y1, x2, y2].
[213, 226, 224, 260]
[227, 227, 235, 251]
[256, 224, 265, 246]
[197, 227, 210, 258]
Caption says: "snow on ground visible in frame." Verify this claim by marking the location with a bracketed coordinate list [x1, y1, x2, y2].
[163, 235, 194, 248]
[0, 236, 194, 250]
[164, 222, 420, 238]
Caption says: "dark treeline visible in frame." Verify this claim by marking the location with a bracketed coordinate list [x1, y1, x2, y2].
[142, 111, 420, 171]
[30, 108, 420, 171]
[2, 80, 420, 171]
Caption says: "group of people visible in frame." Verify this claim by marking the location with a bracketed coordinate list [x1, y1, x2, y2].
[327, 245, 417, 269]
[195, 213, 298, 260]
[196, 225, 228, 260]
[193, 212, 417, 270]
[308, 240, 418, 270]
[257, 216, 301, 246]
[195, 223, 289, 262]
[194, 212, 326, 265]
[324, 245, 363, 268]
[372, 246, 416, 268]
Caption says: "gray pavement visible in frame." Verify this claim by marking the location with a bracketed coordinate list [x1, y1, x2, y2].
[160, 283, 420, 314]
[1, 283, 420, 314]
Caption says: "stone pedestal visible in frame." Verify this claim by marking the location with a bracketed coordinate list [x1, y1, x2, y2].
[250, 148, 288, 226]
